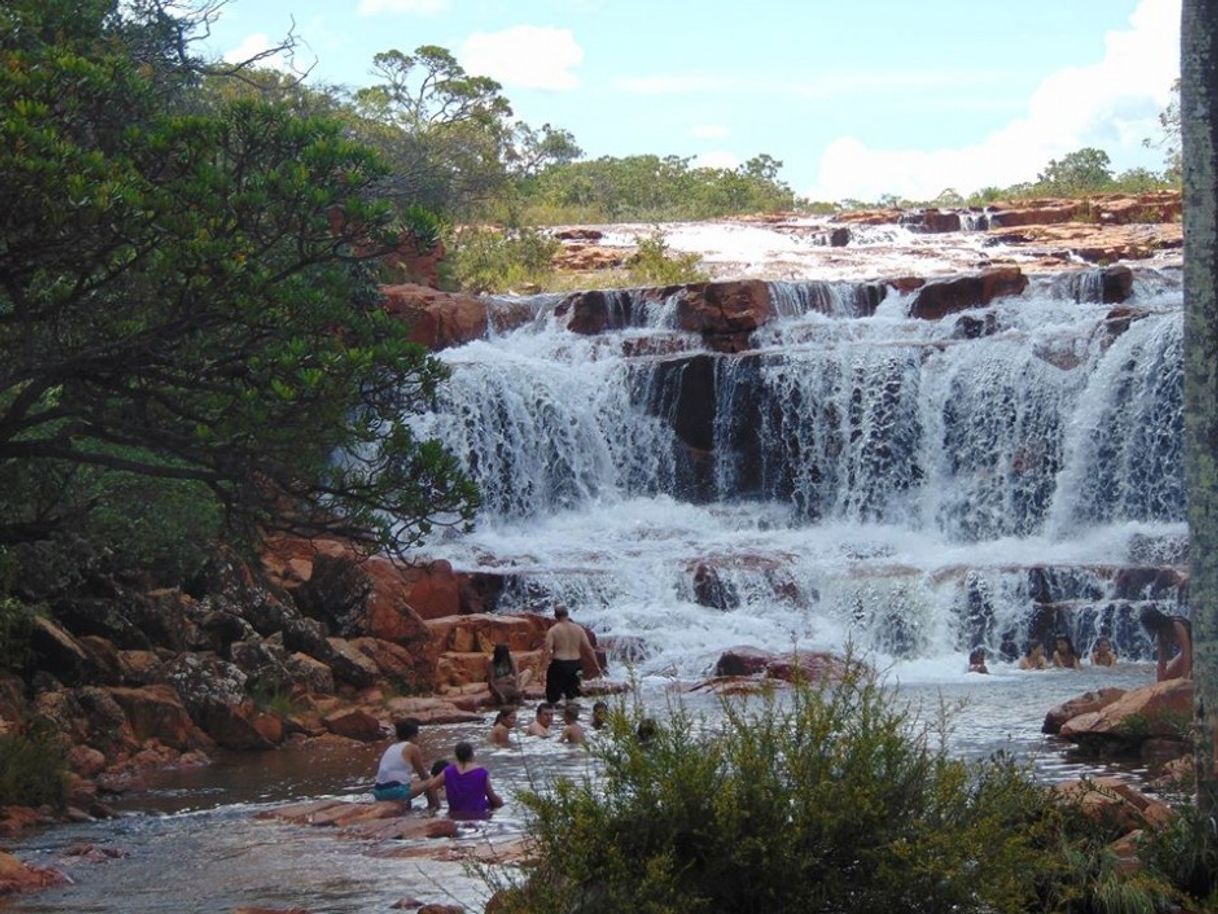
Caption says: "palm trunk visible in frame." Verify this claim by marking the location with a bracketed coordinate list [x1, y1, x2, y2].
[1182, 0, 1218, 832]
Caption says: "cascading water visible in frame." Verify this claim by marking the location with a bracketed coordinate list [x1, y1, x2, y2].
[411, 269, 1187, 679]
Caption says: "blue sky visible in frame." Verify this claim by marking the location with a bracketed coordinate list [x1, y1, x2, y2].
[206, 0, 1179, 202]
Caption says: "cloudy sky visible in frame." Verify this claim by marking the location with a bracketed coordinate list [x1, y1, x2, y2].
[206, 0, 1180, 202]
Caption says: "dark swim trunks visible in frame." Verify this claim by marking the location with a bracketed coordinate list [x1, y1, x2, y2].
[545, 658, 583, 702]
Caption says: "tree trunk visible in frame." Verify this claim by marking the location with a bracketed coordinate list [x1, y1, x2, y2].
[1182, 0, 1218, 832]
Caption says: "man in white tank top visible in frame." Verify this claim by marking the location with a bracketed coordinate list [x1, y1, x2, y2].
[373, 718, 440, 808]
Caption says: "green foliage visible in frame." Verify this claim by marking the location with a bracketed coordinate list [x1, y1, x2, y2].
[1137, 801, 1218, 900]
[501, 665, 1097, 914]
[1144, 79, 1182, 181]
[518, 153, 796, 224]
[445, 227, 558, 293]
[0, 597, 35, 670]
[627, 232, 708, 286]
[0, 725, 68, 809]
[400, 204, 444, 254]
[0, 0, 478, 559]
[1037, 147, 1115, 194]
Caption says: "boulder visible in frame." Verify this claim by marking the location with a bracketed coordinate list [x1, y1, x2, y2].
[286, 652, 335, 695]
[105, 685, 209, 751]
[670, 280, 774, 352]
[713, 647, 846, 683]
[909, 267, 1028, 320]
[29, 617, 92, 683]
[322, 709, 383, 742]
[382, 283, 489, 350]
[425, 614, 550, 654]
[322, 637, 379, 689]
[0, 851, 68, 895]
[163, 654, 277, 750]
[1059, 679, 1193, 750]
[1043, 688, 1126, 734]
[1054, 777, 1174, 833]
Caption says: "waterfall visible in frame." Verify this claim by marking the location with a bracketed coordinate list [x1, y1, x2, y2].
[411, 273, 1186, 677]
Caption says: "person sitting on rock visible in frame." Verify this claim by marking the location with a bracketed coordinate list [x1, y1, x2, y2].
[591, 700, 609, 730]
[967, 647, 989, 674]
[489, 708, 517, 748]
[526, 702, 555, 738]
[1089, 636, 1118, 667]
[1018, 641, 1047, 671]
[559, 703, 585, 745]
[1051, 634, 1082, 669]
[636, 718, 658, 747]
[438, 741, 503, 819]
[486, 643, 530, 706]
[1140, 607, 1193, 680]
[372, 719, 440, 809]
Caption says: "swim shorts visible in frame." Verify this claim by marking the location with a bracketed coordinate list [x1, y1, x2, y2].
[545, 658, 583, 703]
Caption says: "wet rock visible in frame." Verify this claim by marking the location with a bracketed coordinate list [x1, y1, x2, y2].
[713, 647, 845, 683]
[0, 851, 68, 895]
[599, 635, 652, 664]
[950, 312, 998, 340]
[691, 562, 739, 611]
[908, 267, 1028, 320]
[1042, 688, 1126, 734]
[670, 280, 774, 352]
[556, 289, 639, 334]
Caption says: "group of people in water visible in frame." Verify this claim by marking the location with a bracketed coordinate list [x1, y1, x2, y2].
[967, 607, 1193, 681]
[371, 605, 612, 819]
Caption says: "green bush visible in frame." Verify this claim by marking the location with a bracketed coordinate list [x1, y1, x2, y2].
[500, 664, 1084, 914]
[0, 597, 35, 670]
[491, 663, 1212, 914]
[445, 226, 559, 293]
[0, 726, 68, 809]
[627, 232, 707, 286]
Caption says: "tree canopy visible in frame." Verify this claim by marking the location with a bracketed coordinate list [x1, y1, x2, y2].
[0, 0, 477, 566]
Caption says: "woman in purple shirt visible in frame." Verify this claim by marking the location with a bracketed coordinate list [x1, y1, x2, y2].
[441, 741, 503, 818]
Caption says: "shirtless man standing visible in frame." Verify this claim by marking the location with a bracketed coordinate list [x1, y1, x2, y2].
[540, 605, 603, 704]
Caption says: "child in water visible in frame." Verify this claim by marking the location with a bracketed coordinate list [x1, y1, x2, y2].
[559, 703, 586, 745]
[1089, 636, 1117, 667]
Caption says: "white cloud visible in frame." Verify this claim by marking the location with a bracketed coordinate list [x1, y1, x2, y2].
[223, 33, 288, 70]
[690, 124, 730, 140]
[357, 0, 450, 14]
[806, 0, 1180, 201]
[695, 150, 740, 170]
[461, 26, 583, 90]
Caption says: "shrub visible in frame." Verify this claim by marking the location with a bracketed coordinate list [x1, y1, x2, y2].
[0, 597, 35, 670]
[445, 226, 559, 293]
[627, 231, 707, 286]
[498, 663, 1098, 914]
[0, 726, 68, 809]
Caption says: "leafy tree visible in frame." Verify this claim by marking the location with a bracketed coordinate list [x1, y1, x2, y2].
[0, 0, 477, 558]
[1147, 79, 1183, 182]
[1181, 0, 1218, 884]
[352, 46, 517, 217]
[1036, 147, 1114, 194]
